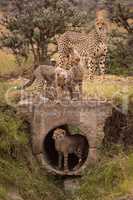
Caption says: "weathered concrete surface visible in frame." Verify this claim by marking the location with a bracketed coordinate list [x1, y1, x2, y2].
[18, 97, 112, 176]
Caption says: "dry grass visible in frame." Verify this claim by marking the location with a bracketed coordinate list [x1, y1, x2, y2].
[76, 152, 133, 200]
[83, 75, 133, 102]
[0, 50, 33, 78]
[0, 74, 132, 108]
[0, 50, 17, 76]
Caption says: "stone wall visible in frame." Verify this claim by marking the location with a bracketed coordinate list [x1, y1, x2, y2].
[18, 98, 112, 176]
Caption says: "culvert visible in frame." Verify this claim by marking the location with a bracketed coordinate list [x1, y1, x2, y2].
[19, 101, 113, 176]
[42, 124, 89, 175]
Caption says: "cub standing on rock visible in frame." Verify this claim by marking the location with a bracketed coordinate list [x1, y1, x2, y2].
[21, 56, 83, 101]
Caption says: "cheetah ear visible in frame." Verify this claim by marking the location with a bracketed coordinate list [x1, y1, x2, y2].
[52, 131, 56, 139]
[63, 130, 66, 135]
[55, 35, 60, 42]
[52, 134, 54, 139]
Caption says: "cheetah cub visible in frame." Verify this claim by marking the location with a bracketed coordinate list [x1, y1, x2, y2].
[52, 128, 87, 172]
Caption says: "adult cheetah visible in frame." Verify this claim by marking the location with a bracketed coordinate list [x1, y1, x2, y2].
[57, 17, 108, 79]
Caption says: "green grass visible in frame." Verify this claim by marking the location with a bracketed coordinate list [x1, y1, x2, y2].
[0, 74, 132, 118]
[108, 65, 133, 76]
[0, 106, 65, 200]
[0, 185, 7, 200]
[1, 103, 133, 200]
[0, 50, 133, 200]
[0, 158, 65, 200]
[83, 76, 133, 102]
[75, 152, 133, 200]
[0, 50, 17, 76]
[0, 50, 33, 77]
[0, 81, 11, 105]
[0, 80, 21, 107]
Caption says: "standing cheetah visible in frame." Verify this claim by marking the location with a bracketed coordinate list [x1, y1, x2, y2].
[55, 57, 83, 101]
[52, 128, 87, 172]
[57, 17, 108, 79]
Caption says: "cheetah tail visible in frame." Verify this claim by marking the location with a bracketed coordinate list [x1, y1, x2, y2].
[22, 76, 36, 89]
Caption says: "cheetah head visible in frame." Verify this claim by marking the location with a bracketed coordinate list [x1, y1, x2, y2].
[52, 128, 66, 140]
[95, 18, 108, 37]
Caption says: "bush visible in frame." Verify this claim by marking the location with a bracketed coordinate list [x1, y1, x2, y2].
[108, 31, 133, 76]
[0, 104, 65, 200]
[75, 152, 133, 200]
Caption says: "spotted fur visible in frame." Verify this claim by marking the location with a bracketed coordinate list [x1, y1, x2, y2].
[57, 18, 108, 79]
[55, 59, 83, 100]
[22, 65, 56, 99]
[52, 128, 87, 171]
[22, 60, 83, 101]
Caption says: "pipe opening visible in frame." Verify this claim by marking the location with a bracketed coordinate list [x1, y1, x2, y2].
[43, 124, 89, 172]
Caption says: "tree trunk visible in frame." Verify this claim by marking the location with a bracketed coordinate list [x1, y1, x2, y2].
[40, 41, 50, 65]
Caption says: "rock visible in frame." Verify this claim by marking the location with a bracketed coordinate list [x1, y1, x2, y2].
[7, 190, 24, 200]
[117, 196, 133, 200]
[63, 178, 80, 194]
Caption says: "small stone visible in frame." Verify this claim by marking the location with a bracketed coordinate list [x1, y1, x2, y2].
[64, 178, 80, 194]
[7, 191, 24, 200]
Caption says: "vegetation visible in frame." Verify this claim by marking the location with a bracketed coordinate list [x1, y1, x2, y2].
[0, 78, 65, 200]
[73, 101, 133, 200]
[84, 77, 133, 101]
[0, 0, 132, 77]
[0, 0, 87, 67]
[0, 1, 133, 200]
[0, 93, 133, 200]
[0, 105, 65, 200]
[0, 50, 32, 78]
[74, 151, 133, 200]
[107, 0, 133, 75]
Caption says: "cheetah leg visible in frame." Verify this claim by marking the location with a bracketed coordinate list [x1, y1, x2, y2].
[55, 73, 64, 102]
[33, 78, 44, 94]
[80, 56, 86, 69]
[58, 54, 69, 69]
[35, 70, 45, 93]
[99, 54, 106, 80]
[64, 153, 69, 172]
[78, 81, 83, 100]
[87, 58, 96, 80]
[58, 152, 62, 170]
[68, 82, 76, 100]
[45, 85, 56, 101]
[73, 150, 82, 171]
[68, 86, 73, 100]
[44, 85, 51, 99]
[56, 86, 64, 102]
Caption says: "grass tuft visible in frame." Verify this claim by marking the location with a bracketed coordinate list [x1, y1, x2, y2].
[75, 152, 133, 200]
